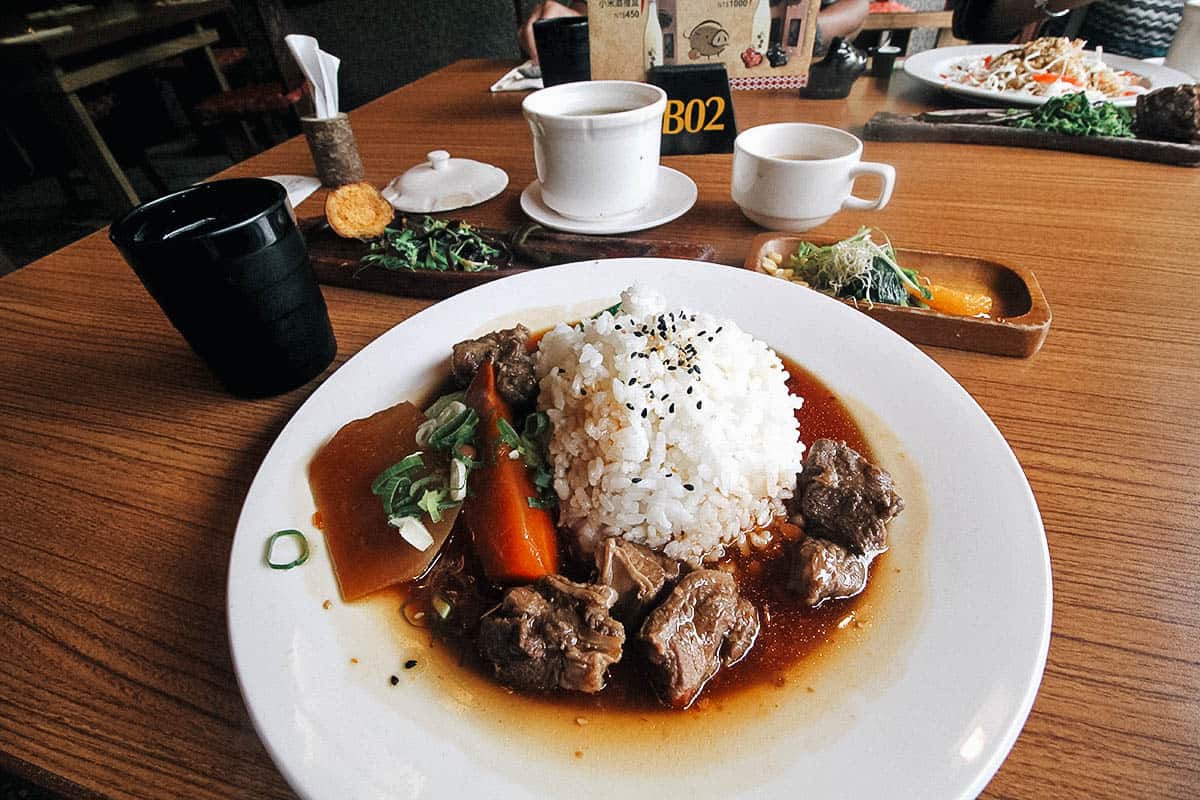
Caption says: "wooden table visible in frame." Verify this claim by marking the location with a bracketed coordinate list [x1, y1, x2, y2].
[0, 0, 232, 215]
[1, 59, 1197, 799]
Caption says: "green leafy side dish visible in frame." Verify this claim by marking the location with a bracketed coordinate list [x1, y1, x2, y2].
[361, 217, 509, 274]
[1009, 93, 1135, 139]
[783, 228, 931, 307]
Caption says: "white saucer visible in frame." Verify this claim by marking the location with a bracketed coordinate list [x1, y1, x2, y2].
[520, 166, 697, 235]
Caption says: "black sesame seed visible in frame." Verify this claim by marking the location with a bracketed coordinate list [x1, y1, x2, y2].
[580, 388, 587, 395]
[631, 477, 642, 483]
[665, 473, 673, 478]
[669, 403, 675, 413]
[661, 394, 669, 400]
[404, 659, 418, 669]
[641, 408, 648, 418]
[697, 400, 703, 409]
[698, 330, 707, 336]
[715, 326, 723, 333]
[708, 337, 714, 342]
[626, 403, 635, 410]
[629, 377, 637, 385]
[687, 386, 694, 394]
[390, 675, 399, 685]
[684, 483, 695, 491]
[667, 365, 676, 371]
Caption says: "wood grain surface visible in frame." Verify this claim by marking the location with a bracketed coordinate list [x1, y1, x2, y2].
[0, 59, 1197, 799]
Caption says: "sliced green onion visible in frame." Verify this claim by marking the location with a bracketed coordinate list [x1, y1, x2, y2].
[431, 593, 453, 619]
[370, 452, 424, 493]
[389, 515, 434, 551]
[449, 459, 468, 502]
[424, 391, 466, 420]
[265, 529, 309, 570]
[416, 488, 448, 523]
[401, 599, 431, 628]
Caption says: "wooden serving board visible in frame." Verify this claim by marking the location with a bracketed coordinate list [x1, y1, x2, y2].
[301, 219, 720, 300]
[744, 232, 1052, 357]
[863, 111, 1200, 167]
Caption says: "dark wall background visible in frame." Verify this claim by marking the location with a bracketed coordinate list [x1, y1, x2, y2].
[279, 0, 526, 110]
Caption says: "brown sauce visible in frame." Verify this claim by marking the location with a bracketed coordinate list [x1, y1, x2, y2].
[382, 356, 883, 713]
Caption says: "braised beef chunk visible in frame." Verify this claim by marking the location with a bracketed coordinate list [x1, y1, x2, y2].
[595, 537, 683, 624]
[450, 326, 538, 407]
[798, 439, 903, 554]
[639, 570, 760, 708]
[788, 537, 868, 607]
[477, 574, 625, 693]
[1135, 85, 1200, 143]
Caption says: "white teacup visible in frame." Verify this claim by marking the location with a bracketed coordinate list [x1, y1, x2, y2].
[731, 123, 896, 231]
[523, 81, 667, 220]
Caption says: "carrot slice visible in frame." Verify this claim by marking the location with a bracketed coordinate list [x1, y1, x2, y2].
[923, 284, 994, 317]
[462, 361, 560, 584]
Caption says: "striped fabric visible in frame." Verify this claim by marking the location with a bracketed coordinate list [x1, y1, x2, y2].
[1074, 0, 1185, 58]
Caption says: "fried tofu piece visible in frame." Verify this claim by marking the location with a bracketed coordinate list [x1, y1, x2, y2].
[324, 182, 394, 238]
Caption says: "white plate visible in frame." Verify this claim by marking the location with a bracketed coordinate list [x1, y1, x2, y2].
[904, 43, 1192, 107]
[227, 260, 1052, 800]
[519, 166, 697, 234]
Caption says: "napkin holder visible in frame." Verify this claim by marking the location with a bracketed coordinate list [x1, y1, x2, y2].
[300, 113, 365, 187]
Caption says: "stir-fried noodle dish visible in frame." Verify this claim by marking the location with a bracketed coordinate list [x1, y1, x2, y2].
[947, 37, 1148, 101]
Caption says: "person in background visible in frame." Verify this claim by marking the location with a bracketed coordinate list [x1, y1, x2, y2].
[949, 0, 1184, 59]
[518, 0, 869, 63]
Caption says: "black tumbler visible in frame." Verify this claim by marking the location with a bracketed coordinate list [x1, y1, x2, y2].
[534, 16, 590, 87]
[110, 178, 337, 398]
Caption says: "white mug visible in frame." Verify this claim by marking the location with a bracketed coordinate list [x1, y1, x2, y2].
[731, 123, 896, 231]
[523, 81, 667, 220]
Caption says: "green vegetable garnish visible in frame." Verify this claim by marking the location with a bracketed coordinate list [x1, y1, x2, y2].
[592, 301, 622, 319]
[360, 217, 508, 273]
[787, 227, 930, 307]
[1009, 93, 1134, 138]
[265, 529, 310, 570]
[497, 412, 557, 509]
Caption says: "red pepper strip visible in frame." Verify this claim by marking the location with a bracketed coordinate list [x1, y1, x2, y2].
[1032, 73, 1081, 86]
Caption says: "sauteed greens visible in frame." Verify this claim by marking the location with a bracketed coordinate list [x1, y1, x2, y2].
[1009, 92, 1135, 138]
[361, 217, 508, 273]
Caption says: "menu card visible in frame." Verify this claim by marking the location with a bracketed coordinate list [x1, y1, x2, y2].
[589, 0, 821, 89]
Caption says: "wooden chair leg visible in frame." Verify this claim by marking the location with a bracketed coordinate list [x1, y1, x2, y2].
[34, 89, 140, 216]
[136, 151, 170, 196]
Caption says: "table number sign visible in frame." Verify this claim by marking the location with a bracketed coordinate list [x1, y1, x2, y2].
[589, 0, 821, 89]
[648, 63, 738, 154]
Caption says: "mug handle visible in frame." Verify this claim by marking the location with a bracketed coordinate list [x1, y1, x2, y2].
[841, 162, 896, 211]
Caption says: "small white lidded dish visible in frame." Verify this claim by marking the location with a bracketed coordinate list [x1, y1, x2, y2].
[382, 150, 509, 213]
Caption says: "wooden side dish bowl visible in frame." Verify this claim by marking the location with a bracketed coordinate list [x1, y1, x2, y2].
[744, 232, 1052, 357]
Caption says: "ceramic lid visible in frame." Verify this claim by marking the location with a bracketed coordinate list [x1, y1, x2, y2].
[382, 150, 509, 213]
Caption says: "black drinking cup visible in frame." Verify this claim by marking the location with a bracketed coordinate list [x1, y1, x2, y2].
[110, 178, 337, 398]
[534, 16, 590, 87]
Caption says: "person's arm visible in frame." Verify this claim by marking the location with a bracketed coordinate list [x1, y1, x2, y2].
[950, 0, 1095, 42]
[817, 0, 870, 43]
[518, 1, 588, 64]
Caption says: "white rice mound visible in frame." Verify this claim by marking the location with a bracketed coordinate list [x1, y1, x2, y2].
[535, 285, 806, 566]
